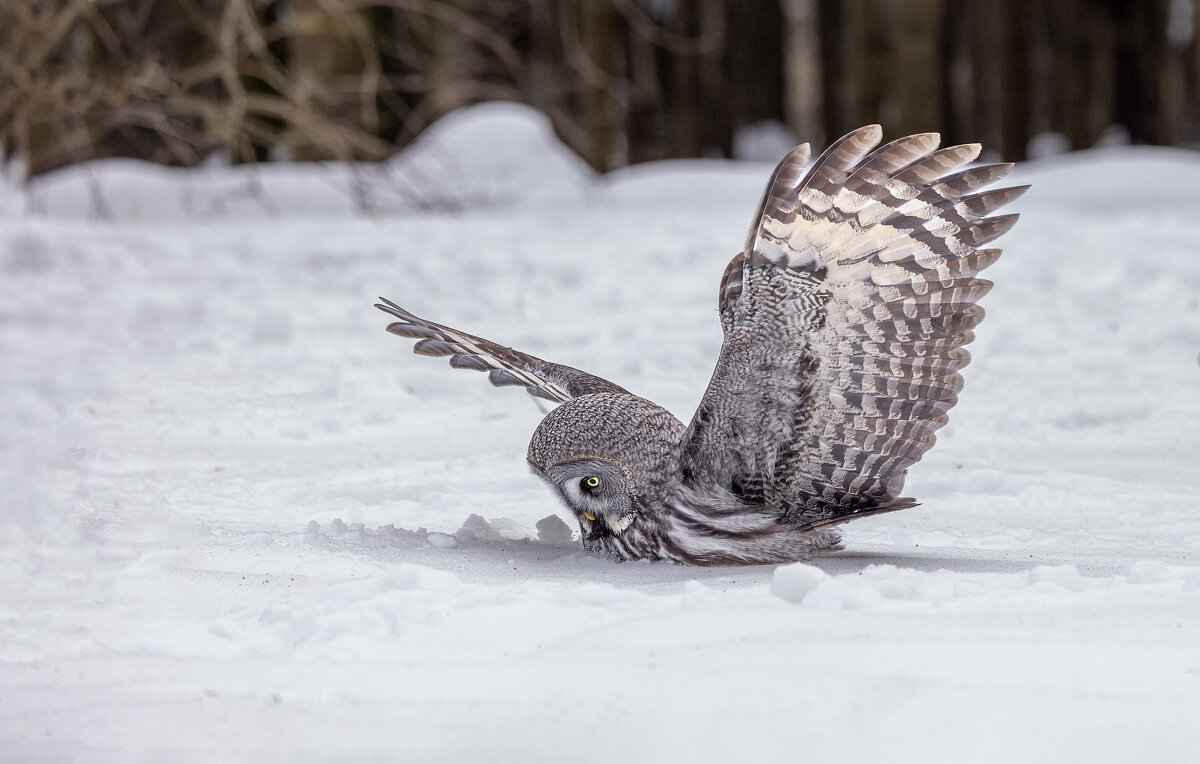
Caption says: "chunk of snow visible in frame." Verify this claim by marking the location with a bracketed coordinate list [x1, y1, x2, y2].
[1122, 560, 1174, 584]
[1028, 565, 1090, 592]
[427, 533, 457, 549]
[454, 514, 504, 543]
[770, 562, 831, 603]
[535, 514, 574, 546]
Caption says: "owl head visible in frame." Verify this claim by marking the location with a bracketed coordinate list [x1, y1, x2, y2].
[526, 392, 685, 542]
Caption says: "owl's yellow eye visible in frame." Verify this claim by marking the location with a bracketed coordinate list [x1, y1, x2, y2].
[584, 476, 600, 489]
[583, 512, 596, 521]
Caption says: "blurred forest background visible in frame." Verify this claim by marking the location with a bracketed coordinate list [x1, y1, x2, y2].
[2, 0, 1198, 177]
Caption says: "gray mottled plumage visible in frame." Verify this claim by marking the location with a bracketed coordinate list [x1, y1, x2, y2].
[376, 125, 1026, 565]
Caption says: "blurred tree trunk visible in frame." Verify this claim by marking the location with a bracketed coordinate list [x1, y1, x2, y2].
[887, 0, 944, 135]
[1191, 0, 1200, 144]
[720, 0, 785, 153]
[1082, 1, 1117, 146]
[781, 0, 824, 145]
[1158, 0, 1189, 148]
[1000, 1, 1031, 160]
[12, 4, 55, 175]
[942, 0, 975, 147]
[819, 0, 876, 141]
[670, 0, 699, 157]
[1026, 0, 1054, 140]
[582, 0, 618, 170]
[670, 0, 724, 158]
[528, 0, 562, 126]
[1113, 0, 1170, 145]
[290, 0, 375, 160]
[624, 26, 665, 164]
[1045, 0, 1114, 150]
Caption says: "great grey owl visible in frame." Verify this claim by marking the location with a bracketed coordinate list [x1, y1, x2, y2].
[376, 125, 1025, 565]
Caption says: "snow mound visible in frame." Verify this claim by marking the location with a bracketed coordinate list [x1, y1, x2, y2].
[535, 514, 575, 546]
[386, 101, 596, 211]
[769, 562, 830, 603]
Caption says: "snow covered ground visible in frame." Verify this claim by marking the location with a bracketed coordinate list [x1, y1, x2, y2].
[3, 104, 1200, 762]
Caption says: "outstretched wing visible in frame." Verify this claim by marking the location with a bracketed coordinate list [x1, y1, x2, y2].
[682, 125, 1027, 528]
[376, 298, 627, 403]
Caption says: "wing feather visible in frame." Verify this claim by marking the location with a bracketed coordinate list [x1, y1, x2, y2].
[742, 143, 812, 251]
[376, 298, 626, 403]
[683, 127, 1024, 527]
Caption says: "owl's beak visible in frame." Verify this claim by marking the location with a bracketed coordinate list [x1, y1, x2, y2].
[583, 512, 613, 541]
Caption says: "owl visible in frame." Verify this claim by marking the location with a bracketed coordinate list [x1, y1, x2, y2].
[377, 125, 1026, 565]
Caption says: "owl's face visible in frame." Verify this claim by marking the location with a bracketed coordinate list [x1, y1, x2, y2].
[534, 459, 638, 540]
[525, 393, 686, 547]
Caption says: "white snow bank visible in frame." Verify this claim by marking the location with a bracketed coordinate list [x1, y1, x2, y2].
[16, 103, 1200, 228]
[19, 101, 595, 222]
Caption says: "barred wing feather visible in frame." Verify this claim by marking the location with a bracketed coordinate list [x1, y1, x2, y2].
[683, 125, 1027, 528]
[375, 298, 627, 402]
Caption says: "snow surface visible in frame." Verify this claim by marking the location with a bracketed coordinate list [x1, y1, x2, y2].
[3, 103, 1200, 762]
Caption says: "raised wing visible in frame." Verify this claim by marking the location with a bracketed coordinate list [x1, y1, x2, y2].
[376, 298, 627, 402]
[682, 125, 1027, 528]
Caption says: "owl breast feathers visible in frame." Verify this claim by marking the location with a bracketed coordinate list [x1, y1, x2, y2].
[377, 125, 1027, 565]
